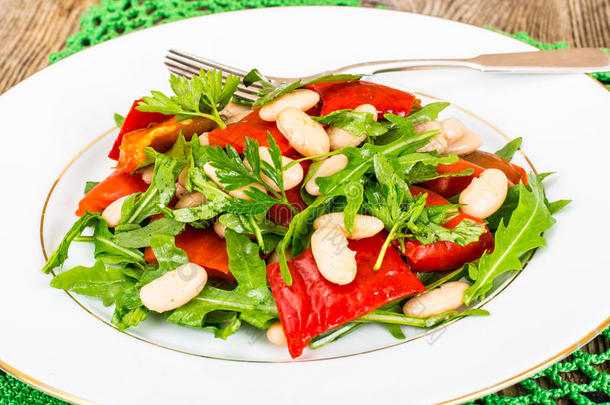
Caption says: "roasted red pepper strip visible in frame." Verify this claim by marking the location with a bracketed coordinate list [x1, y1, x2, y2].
[76, 170, 148, 216]
[208, 110, 293, 154]
[422, 159, 485, 198]
[307, 80, 418, 117]
[118, 116, 216, 173]
[462, 150, 528, 185]
[267, 234, 425, 358]
[108, 99, 171, 161]
[401, 186, 494, 272]
[422, 157, 520, 199]
[145, 226, 233, 281]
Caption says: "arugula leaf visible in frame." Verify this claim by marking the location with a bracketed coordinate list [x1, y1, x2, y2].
[112, 285, 147, 330]
[42, 213, 98, 274]
[309, 323, 363, 350]
[50, 261, 135, 306]
[137, 69, 239, 128]
[147, 233, 188, 274]
[83, 181, 99, 194]
[92, 219, 146, 265]
[125, 153, 186, 224]
[312, 109, 387, 137]
[494, 137, 522, 162]
[342, 181, 364, 234]
[243, 69, 361, 107]
[463, 173, 556, 305]
[112, 217, 185, 248]
[357, 308, 489, 327]
[166, 230, 277, 330]
[114, 113, 125, 128]
[397, 152, 473, 184]
[405, 102, 450, 125]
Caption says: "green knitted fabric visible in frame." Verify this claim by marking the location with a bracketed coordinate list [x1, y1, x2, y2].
[3, 2, 607, 404]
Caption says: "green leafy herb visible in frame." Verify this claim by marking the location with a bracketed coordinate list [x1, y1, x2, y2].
[42, 213, 98, 274]
[166, 230, 277, 330]
[312, 109, 388, 137]
[114, 113, 125, 128]
[243, 69, 362, 107]
[50, 261, 135, 306]
[137, 69, 239, 128]
[92, 219, 146, 265]
[205, 135, 297, 215]
[404, 102, 450, 125]
[112, 286, 147, 330]
[494, 137, 522, 162]
[357, 308, 489, 327]
[124, 153, 186, 224]
[112, 217, 185, 248]
[463, 173, 557, 305]
[83, 181, 99, 194]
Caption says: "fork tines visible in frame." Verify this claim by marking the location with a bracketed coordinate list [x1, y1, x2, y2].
[165, 49, 261, 102]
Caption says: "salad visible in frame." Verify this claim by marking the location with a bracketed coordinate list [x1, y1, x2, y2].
[42, 69, 569, 358]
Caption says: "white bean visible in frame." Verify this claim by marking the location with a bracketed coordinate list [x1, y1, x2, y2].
[175, 191, 205, 209]
[213, 221, 226, 239]
[459, 168, 508, 219]
[441, 118, 466, 143]
[276, 107, 330, 157]
[220, 102, 252, 124]
[305, 154, 348, 196]
[203, 162, 266, 200]
[199, 132, 210, 146]
[139, 165, 154, 184]
[259, 89, 320, 122]
[403, 281, 469, 317]
[314, 212, 384, 240]
[415, 121, 448, 153]
[175, 183, 188, 199]
[311, 226, 357, 285]
[140, 263, 208, 313]
[445, 130, 483, 155]
[266, 321, 288, 346]
[101, 195, 129, 228]
[328, 104, 378, 150]
[178, 167, 188, 187]
[245, 147, 304, 192]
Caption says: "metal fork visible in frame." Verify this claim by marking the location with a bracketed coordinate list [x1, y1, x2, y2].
[165, 48, 610, 103]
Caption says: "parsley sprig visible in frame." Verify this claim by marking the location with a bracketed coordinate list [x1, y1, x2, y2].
[205, 134, 298, 216]
[136, 69, 239, 129]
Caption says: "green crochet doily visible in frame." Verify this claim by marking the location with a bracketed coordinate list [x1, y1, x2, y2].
[3, 1, 608, 404]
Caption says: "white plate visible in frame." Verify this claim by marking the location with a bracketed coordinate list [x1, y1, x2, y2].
[0, 6, 608, 404]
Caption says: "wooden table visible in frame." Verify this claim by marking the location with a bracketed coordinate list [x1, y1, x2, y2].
[0, 0, 608, 402]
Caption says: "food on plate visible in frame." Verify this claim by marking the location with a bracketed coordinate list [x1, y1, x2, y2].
[42, 68, 569, 358]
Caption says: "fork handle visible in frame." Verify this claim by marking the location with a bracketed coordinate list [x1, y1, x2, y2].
[289, 49, 610, 79]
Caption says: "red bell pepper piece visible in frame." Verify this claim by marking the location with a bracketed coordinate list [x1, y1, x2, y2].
[422, 159, 485, 198]
[462, 150, 528, 185]
[307, 80, 417, 117]
[108, 99, 171, 161]
[208, 110, 293, 154]
[76, 170, 149, 216]
[144, 226, 234, 281]
[401, 186, 494, 272]
[267, 234, 425, 358]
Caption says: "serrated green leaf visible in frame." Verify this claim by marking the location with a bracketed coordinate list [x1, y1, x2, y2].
[463, 173, 556, 305]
